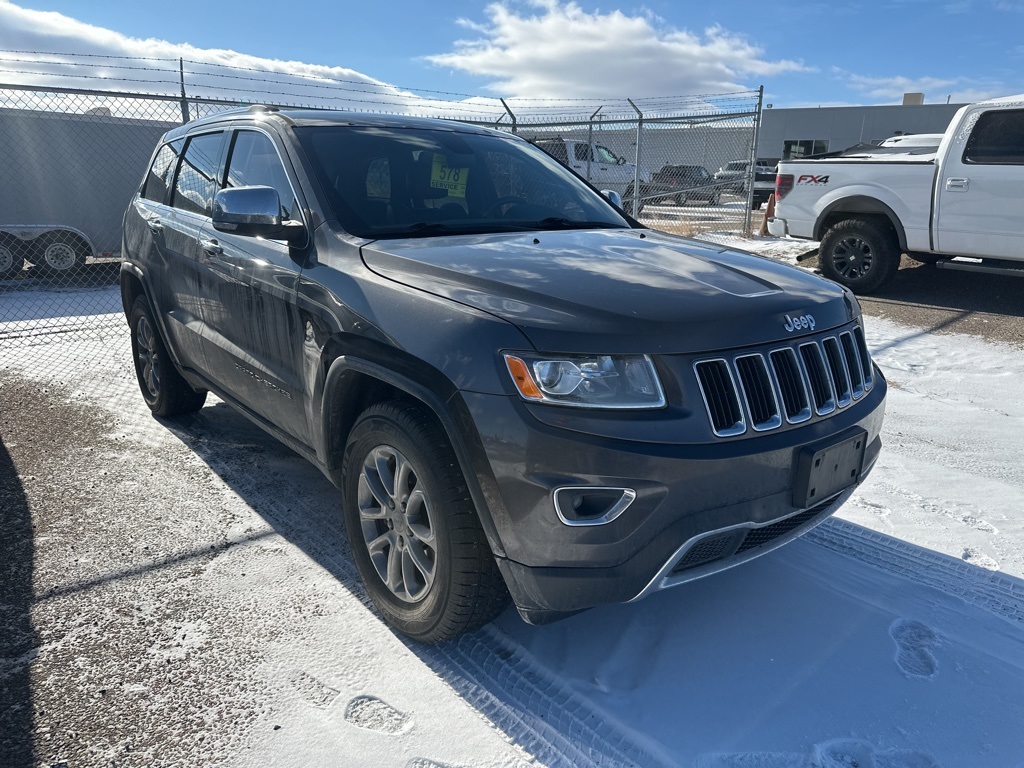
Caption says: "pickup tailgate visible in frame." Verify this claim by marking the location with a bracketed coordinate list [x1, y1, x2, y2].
[771, 156, 937, 250]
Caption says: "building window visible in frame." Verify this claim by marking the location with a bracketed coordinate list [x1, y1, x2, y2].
[783, 140, 830, 160]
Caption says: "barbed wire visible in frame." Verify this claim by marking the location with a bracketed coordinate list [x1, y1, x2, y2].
[0, 49, 761, 112]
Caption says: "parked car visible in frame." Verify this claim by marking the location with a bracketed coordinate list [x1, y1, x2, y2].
[122, 107, 886, 642]
[769, 93, 1024, 293]
[633, 165, 720, 211]
[713, 158, 778, 209]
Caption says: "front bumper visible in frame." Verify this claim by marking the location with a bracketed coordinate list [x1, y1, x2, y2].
[460, 368, 886, 619]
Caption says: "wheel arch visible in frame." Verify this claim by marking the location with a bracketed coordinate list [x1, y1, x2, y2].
[120, 262, 147, 318]
[318, 346, 508, 559]
[814, 196, 907, 251]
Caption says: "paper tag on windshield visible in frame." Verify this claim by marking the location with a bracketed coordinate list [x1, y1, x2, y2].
[430, 154, 469, 198]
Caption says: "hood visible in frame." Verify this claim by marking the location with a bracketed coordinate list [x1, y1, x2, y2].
[361, 229, 857, 354]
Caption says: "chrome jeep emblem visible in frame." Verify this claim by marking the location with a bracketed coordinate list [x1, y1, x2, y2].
[784, 313, 816, 332]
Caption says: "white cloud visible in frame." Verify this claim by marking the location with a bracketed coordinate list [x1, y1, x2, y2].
[0, 2, 508, 120]
[425, 1, 809, 99]
[837, 70, 1011, 105]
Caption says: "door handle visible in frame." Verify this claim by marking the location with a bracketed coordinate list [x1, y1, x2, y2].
[200, 239, 223, 256]
[946, 177, 970, 192]
[146, 219, 164, 233]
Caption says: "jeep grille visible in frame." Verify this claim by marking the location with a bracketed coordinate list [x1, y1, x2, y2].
[694, 327, 874, 438]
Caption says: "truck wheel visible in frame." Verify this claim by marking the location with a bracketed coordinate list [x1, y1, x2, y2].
[342, 400, 509, 642]
[129, 297, 207, 417]
[819, 218, 901, 294]
[36, 232, 88, 275]
[0, 237, 25, 278]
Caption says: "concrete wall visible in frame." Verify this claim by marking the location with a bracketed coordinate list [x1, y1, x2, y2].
[757, 103, 967, 159]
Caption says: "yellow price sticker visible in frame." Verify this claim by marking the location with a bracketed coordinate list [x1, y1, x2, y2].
[430, 154, 470, 198]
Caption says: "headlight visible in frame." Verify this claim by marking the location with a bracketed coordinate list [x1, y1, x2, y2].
[503, 352, 666, 409]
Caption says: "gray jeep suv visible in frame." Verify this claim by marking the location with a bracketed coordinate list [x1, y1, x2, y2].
[121, 107, 886, 642]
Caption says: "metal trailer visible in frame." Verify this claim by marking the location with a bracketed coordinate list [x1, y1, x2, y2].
[0, 106, 174, 278]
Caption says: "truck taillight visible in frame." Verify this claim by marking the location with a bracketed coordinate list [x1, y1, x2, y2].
[776, 173, 794, 201]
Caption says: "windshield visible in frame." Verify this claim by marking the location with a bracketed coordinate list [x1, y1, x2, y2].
[295, 126, 632, 239]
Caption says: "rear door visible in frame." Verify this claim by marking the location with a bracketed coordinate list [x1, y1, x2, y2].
[935, 107, 1024, 258]
[129, 134, 223, 373]
[196, 128, 311, 443]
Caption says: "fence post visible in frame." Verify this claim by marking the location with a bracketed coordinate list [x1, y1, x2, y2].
[178, 58, 190, 124]
[587, 106, 603, 183]
[742, 85, 765, 237]
[500, 98, 517, 135]
[627, 99, 644, 217]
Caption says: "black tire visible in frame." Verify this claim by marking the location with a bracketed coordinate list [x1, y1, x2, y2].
[34, 231, 88, 275]
[129, 296, 207, 417]
[342, 400, 509, 642]
[0, 237, 25, 278]
[818, 218, 901, 294]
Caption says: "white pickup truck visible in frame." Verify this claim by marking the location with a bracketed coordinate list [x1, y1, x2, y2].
[530, 136, 651, 208]
[768, 94, 1024, 293]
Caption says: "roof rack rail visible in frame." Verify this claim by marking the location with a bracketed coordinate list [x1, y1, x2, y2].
[246, 104, 296, 126]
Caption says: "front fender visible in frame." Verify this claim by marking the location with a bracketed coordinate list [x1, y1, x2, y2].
[319, 354, 509, 558]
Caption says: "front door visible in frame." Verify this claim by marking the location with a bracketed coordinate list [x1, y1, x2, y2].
[935, 107, 1024, 259]
[196, 129, 311, 444]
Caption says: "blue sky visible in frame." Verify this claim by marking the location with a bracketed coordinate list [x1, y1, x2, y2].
[0, 0, 1021, 108]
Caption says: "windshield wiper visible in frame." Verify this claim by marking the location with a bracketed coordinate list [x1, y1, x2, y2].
[528, 217, 627, 231]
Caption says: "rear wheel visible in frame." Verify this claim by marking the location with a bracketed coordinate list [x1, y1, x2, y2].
[818, 218, 901, 294]
[130, 296, 207, 417]
[36, 231, 88, 275]
[0, 237, 25, 278]
[342, 400, 509, 642]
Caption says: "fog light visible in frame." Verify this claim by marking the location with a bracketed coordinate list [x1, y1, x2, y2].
[553, 486, 637, 526]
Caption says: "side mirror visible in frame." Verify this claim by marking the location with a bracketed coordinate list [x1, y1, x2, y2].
[601, 189, 623, 208]
[212, 186, 304, 242]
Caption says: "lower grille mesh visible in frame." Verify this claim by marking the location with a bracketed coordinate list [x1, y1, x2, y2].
[669, 502, 831, 576]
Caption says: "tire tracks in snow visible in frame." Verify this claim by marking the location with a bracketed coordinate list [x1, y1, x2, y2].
[178, 408, 1024, 766]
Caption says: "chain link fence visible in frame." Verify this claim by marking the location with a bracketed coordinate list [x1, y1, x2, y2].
[501, 90, 764, 240]
[0, 76, 761, 370]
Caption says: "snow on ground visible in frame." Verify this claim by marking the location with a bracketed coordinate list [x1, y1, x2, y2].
[2, 247, 1024, 766]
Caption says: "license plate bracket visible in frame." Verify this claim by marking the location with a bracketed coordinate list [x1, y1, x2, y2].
[793, 428, 867, 508]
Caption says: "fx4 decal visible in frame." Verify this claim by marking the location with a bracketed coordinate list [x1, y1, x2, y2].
[797, 174, 830, 185]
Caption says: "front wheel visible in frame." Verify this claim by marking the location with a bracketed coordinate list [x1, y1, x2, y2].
[130, 297, 207, 417]
[818, 218, 901, 294]
[342, 401, 509, 642]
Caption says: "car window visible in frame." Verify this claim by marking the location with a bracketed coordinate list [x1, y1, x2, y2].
[141, 139, 184, 203]
[171, 132, 224, 216]
[225, 130, 300, 219]
[595, 145, 619, 164]
[963, 109, 1024, 165]
[296, 125, 630, 238]
[574, 143, 592, 162]
[536, 141, 568, 164]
